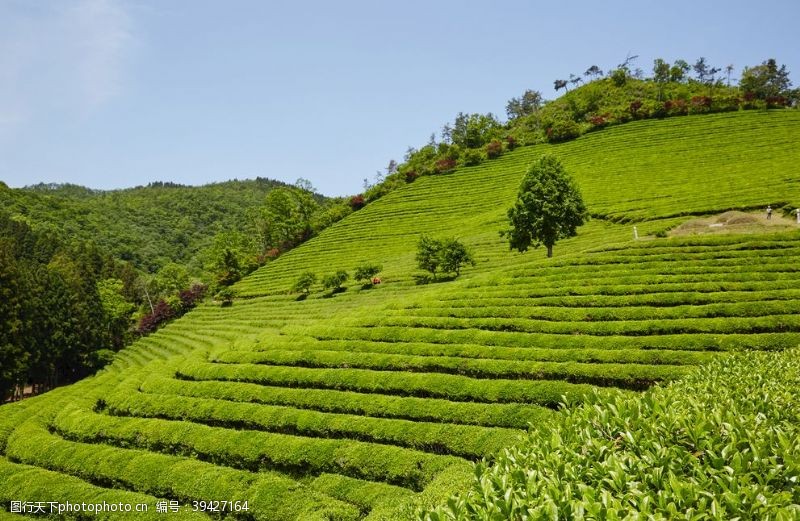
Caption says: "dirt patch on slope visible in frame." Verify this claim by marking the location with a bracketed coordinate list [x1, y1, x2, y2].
[670, 210, 798, 237]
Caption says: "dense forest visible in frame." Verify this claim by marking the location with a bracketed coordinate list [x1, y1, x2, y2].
[0, 178, 356, 400]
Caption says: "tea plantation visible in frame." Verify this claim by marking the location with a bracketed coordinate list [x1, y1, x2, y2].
[1, 110, 799, 519]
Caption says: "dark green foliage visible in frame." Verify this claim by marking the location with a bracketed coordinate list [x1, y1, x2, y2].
[416, 235, 443, 279]
[422, 349, 800, 520]
[2, 178, 289, 274]
[447, 113, 502, 149]
[505, 90, 542, 121]
[502, 155, 587, 257]
[354, 263, 382, 284]
[322, 270, 350, 292]
[0, 211, 122, 398]
[292, 271, 317, 294]
[461, 148, 482, 166]
[255, 187, 320, 253]
[416, 236, 474, 280]
[439, 239, 475, 277]
[215, 287, 235, 307]
[740, 58, 793, 103]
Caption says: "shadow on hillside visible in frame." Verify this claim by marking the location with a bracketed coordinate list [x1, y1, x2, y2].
[413, 274, 457, 285]
[295, 294, 309, 301]
[323, 287, 348, 298]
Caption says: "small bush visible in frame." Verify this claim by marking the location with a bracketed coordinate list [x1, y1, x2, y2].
[416, 236, 475, 280]
[322, 270, 350, 292]
[292, 271, 317, 294]
[461, 149, 482, 167]
[435, 158, 458, 173]
[349, 194, 366, 210]
[485, 140, 503, 159]
[354, 263, 382, 285]
[545, 118, 580, 143]
[215, 287, 235, 307]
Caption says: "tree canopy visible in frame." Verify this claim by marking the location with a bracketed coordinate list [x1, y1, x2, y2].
[502, 155, 588, 257]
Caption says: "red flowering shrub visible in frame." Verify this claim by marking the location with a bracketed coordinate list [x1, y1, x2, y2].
[435, 158, 457, 173]
[486, 140, 503, 159]
[629, 100, 643, 118]
[349, 194, 366, 210]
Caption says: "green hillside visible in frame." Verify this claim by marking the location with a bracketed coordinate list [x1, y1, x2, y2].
[0, 178, 293, 273]
[1, 110, 799, 519]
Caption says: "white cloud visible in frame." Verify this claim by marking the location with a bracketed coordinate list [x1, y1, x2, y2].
[0, 0, 134, 135]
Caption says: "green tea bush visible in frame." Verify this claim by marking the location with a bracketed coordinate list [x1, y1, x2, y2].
[421, 349, 800, 520]
[354, 263, 382, 285]
[176, 362, 600, 406]
[50, 406, 456, 490]
[102, 389, 521, 459]
[211, 350, 688, 389]
[141, 376, 552, 429]
[322, 270, 350, 292]
[291, 271, 317, 294]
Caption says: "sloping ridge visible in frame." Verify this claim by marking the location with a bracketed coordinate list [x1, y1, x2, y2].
[1, 110, 799, 520]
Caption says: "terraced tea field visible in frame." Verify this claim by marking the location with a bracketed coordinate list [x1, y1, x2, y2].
[1, 110, 799, 519]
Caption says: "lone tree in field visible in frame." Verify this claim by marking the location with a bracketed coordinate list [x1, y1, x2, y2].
[322, 270, 349, 292]
[502, 155, 587, 258]
[292, 271, 317, 294]
[416, 235, 474, 280]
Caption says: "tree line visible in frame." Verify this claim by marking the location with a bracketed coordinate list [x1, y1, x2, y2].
[0, 211, 128, 400]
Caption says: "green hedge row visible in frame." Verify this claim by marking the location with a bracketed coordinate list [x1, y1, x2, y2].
[502, 258, 800, 284]
[303, 325, 800, 352]
[400, 299, 800, 322]
[509, 245, 800, 271]
[255, 338, 715, 366]
[140, 376, 551, 429]
[462, 263, 800, 291]
[176, 362, 603, 405]
[102, 389, 521, 459]
[587, 234, 800, 253]
[366, 313, 800, 336]
[211, 350, 689, 389]
[432, 279, 800, 300]
[309, 474, 413, 511]
[429, 288, 800, 309]
[422, 349, 800, 520]
[0, 458, 205, 520]
[51, 406, 456, 491]
[5, 420, 359, 521]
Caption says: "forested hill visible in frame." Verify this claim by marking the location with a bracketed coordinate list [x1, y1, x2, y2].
[0, 178, 301, 274]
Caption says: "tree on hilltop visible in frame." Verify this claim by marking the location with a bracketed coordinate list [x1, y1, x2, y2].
[502, 155, 587, 258]
[740, 59, 793, 101]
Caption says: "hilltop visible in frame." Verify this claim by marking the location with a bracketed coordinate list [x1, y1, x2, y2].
[1, 108, 798, 519]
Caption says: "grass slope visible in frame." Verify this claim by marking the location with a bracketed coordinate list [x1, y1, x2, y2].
[0, 110, 799, 520]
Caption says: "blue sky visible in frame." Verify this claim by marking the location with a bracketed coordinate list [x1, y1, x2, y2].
[1, 0, 798, 197]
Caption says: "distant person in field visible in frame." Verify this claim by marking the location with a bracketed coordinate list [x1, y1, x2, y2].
[766, 205, 773, 220]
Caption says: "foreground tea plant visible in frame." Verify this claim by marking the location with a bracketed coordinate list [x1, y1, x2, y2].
[421, 349, 800, 520]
